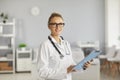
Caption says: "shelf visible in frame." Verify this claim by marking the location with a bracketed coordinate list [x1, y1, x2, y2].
[0, 46, 12, 50]
[0, 18, 15, 73]
[0, 58, 13, 61]
[0, 23, 14, 25]
[0, 34, 14, 37]
[0, 70, 13, 73]
[0, 19, 15, 25]
[17, 50, 32, 53]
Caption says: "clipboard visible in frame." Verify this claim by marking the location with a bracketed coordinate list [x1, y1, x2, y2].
[73, 50, 102, 70]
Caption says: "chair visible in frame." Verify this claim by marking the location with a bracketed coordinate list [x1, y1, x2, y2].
[71, 48, 85, 63]
[107, 49, 120, 77]
[99, 46, 116, 59]
[98, 46, 116, 74]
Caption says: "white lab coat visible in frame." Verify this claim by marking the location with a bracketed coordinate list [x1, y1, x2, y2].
[37, 36, 76, 80]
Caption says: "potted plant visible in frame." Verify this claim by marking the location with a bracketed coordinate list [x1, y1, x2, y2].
[0, 12, 8, 23]
[18, 43, 27, 50]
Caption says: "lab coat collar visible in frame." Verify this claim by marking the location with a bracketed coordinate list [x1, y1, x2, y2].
[49, 35, 64, 44]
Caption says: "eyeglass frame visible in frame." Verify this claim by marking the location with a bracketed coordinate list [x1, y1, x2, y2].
[48, 23, 65, 27]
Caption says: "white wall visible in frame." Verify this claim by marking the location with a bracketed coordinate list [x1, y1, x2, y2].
[0, 0, 105, 51]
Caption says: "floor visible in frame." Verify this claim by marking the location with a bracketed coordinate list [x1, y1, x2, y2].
[0, 71, 120, 80]
[0, 73, 32, 80]
[0, 62, 120, 80]
[101, 72, 120, 80]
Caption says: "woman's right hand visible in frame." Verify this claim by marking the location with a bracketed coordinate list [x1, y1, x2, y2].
[67, 65, 76, 73]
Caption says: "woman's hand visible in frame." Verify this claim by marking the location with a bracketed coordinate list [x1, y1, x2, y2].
[67, 60, 93, 73]
[67, 65, 76, 73]
[83, 59, 93, 70]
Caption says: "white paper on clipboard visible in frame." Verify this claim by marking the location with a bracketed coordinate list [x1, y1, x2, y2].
[73, 50, 102, 71]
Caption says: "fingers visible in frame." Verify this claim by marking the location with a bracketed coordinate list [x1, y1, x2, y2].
[67, 65, 73, 73]
[83, 60, 92, 70]
[67, 65, 76, 73]
[90, 59, 93, 62]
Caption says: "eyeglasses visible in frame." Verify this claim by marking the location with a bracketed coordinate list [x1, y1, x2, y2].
[49, 23, 65, 27]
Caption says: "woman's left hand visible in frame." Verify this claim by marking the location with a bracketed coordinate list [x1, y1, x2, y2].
[83, 59, 93, 70]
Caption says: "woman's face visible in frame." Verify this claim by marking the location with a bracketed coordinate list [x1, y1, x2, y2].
[48, 17, 64, 36]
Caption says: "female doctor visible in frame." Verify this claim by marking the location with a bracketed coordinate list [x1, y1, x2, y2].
[37, 12, 90, 80]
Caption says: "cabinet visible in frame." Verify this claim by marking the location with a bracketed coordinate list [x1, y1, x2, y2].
[16, 49, 32, 72]
[0, 19, 15, 73]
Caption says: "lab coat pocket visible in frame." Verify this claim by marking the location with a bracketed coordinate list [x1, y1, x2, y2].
[49, 55, 57, 68]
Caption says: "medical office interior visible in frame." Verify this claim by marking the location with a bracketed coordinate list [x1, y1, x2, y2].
[0, 0, 120, 80]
